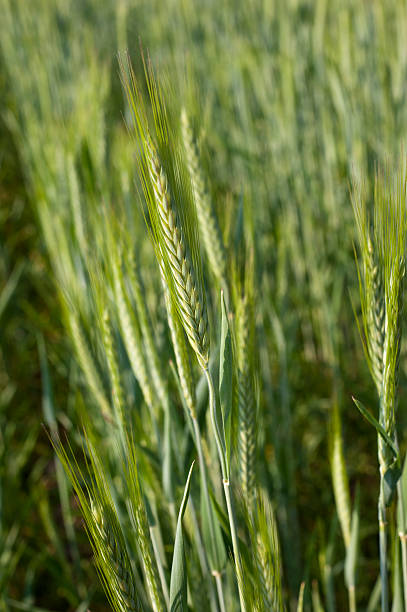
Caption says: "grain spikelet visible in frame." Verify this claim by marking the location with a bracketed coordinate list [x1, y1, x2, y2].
[181, 109, 227, 288]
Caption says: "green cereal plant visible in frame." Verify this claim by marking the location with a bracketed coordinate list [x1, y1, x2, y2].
[120, 53, 246, 611]
[54, 436, 143, 612]
[352, 159, 406, 612]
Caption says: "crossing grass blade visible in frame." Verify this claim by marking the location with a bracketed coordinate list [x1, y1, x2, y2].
[169, 462, 195, 612]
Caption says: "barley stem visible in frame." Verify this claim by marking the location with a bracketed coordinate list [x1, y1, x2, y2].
[214, 572, 226, 612]
[223, 480, 245, 612]
[348, 585, 356, 612]
[400, 535, 407, 611]
[204, 368, 246, 611]
[192, 415, 226, 610]
[378, 484, 388, 612]
[204, 368, 226, 479]
[395, 467, 407, 611]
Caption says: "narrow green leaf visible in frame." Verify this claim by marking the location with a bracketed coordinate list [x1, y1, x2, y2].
[397, 454, 407, 532]
[200, 475, 227, 572]
[170, 462, 195, 612]
[352, 397, 398, 458]
[345, 485, 360, 590]
[163, 404, 174, 504]
[219, 291, 233, 475]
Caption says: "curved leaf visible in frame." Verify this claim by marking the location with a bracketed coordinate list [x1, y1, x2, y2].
[170, 462, 195, 611]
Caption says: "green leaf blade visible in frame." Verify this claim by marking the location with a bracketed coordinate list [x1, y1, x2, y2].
[170, 462, 195, 612]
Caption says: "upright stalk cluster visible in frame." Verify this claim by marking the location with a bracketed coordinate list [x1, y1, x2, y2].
[148, 143, 246, 611]
[120, 56, 246, 609]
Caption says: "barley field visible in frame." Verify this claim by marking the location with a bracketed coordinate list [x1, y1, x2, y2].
[2, 1, 407, 610]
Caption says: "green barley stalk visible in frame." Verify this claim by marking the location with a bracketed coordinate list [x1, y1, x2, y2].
[181, 108, 227, 290]
[125, 440, 167, 612]
[352, 160, 406, 612]
[91, 503, 142, 612]
[120, 53, 245, 610]
[232, 234, 257, 509]
[145, 136, 210, 371]
[244, 490, 285, 612]
[236, 290, 256, 507]
[53, 434, 143, 612]
[329, 400, 357, 609]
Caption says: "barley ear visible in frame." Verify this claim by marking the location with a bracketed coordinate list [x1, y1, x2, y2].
[125, 439, 167, 612]
[119, 54, 210, 371]
[352, 162, 406, 494]
[91, 502, 142, 612]
[53, 435, 143, 612]
[250, 491, 285, 612]
[162, 274, 196, 418]
[236, 293, 256, 506]
[145, 139, 209, 370]
[181, 108, 227, 289]
[232, 241, 257, 506]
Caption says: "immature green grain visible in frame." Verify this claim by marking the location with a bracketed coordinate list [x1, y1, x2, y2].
[252, 494, 285, 612]
[125, 443, 167, 612]
[146, 139, 209, 370]
[54, 433, 144, 612]
[92, 502, 142, 612]
[181, 109, 227, 288]
[366, 237, 385, 395]
[236, 295, 256, 505]
[352, 180, 385, 395]
[119, 55, 210, 370]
